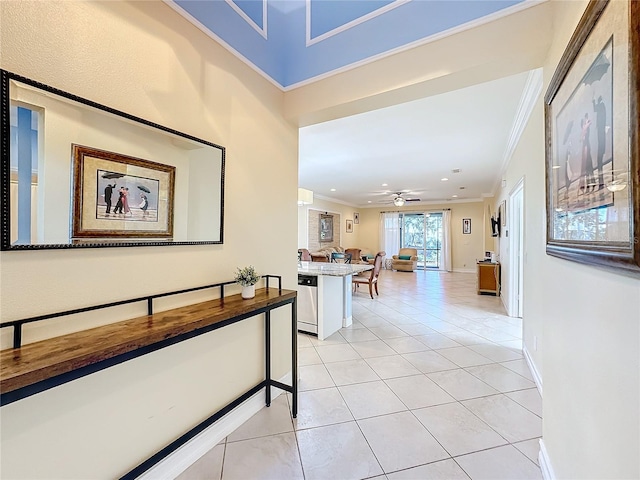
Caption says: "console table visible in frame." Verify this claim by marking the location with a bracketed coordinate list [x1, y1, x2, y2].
[0, 277, 297, 479]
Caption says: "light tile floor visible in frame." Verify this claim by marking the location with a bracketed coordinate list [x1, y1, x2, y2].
[178, 270, 542, 480]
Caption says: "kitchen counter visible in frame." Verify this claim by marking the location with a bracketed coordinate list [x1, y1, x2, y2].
[297, 261, 373, 277]
[297, 262, 373, 340]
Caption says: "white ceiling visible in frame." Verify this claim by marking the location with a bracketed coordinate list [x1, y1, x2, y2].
[299, 70, 532, 207]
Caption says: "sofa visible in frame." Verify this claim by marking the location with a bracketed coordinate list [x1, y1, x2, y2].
[391, 248, 418, 272]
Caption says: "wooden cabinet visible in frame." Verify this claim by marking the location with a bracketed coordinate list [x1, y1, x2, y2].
[477, 262, 500, 295]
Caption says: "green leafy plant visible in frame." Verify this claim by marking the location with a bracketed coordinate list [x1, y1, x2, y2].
[234, 265, 260, 287]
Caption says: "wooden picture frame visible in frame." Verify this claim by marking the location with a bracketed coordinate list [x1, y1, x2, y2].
[346, 219, 354, 233]
[72, 145, 175, 239]
[544, 0, 639, 276]
[354, 212, 360, 224]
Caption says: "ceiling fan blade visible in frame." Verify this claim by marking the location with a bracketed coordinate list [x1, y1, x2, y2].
[406, 198, 421, 202]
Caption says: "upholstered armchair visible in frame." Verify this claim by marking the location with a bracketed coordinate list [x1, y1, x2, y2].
[391, 248, 418, 272]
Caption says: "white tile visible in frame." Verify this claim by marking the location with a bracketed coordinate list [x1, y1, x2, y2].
[365, 355, 422, 379]
[397, 324, 437, 336]
[414, 333, 462, 350]
[402, 351, 459, 373]
[324, 358, 380, 386]
[298, 364, 335, 391]
[468, 343, 523, 362]
[500, 359, 534, 381]
[507, 388, 543, 417]
[386, 459, 470, 480]
[294, 387, 353, 430]
[413, 402, 507, 457]
[310, 331, 347, 346]
[368, 324, 410, 339]
[297, 334, 314, 348]
[514, 438, 541, 466]
[442, 331, 489, 346]
[228, 396, 293, 442]
[385, 374, 455, 409]
[455, 445, 542, 480]
[427, 369, 499, 400]
[297, 346, 322, 366]
[358, 411, 449, 472]
[339, 381, 407, 419]
[462, 394, 542, 443]
[315, 343, 361, 363]
[437, 346, 494, 367]
[297, 422, 383, 480]
[465, 364, 535, 393]
[339, 328, 379, 343]
[222, 432, 304, 480]
[383, 336, 431, 354]
[350, 340, 398, 358]
[176, 444, 224, 480]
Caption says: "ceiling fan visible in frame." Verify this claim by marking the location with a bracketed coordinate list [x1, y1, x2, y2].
[381, 192, 421, 206]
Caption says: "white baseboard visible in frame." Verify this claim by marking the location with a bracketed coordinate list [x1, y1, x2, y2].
[452, 268, 475, 273]
[539, 439, 556, 480]
[523, 345, 543, 396]
[138, 372, 292, 479]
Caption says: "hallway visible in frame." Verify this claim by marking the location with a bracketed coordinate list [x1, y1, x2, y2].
[179, 270, 542, 479]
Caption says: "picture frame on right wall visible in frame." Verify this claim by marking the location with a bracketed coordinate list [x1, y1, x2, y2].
[544, 0, 639, 276]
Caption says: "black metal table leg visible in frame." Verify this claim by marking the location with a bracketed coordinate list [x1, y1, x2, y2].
[265, 311, 271, 407]
[291, 298, 298, 418]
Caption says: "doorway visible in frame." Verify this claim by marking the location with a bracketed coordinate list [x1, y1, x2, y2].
[509, 179, 524, 318]
[400, 212, 443, 269]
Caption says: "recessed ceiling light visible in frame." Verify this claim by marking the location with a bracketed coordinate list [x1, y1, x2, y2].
[452, 195, 458, 198]
[330, 188, 336, 192]
[552, 165, 561, 169]
[367, 201, 372, 203]
[441, 178, 448, 182]
[381, 183, 388, 187]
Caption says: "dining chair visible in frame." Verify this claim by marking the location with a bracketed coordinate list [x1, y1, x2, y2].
[331, 252, 352, 264]
[352, 251, 385, 299]
[298, 248, 312, 261]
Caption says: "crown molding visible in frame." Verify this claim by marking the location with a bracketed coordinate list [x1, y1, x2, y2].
[491, 67, 543, 195]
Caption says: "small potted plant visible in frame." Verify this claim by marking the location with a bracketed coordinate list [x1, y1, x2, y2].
[234, 265, 260, 299]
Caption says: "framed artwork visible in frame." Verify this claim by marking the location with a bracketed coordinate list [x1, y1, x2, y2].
[462, 218, 471, 234]
[544, 0, 639, 275]
[72, 145, 175, 239]
[346, 219, 354, 233]
[500, 200, 507, 227]
[354, 212, 360, 224]
[319, 214, 333, 242]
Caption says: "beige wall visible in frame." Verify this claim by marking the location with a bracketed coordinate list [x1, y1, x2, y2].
[499, 1, 640, 478]
[357, 202, 485, 271]
[298, 196, 361, 250]
[0, 1, 297, 478]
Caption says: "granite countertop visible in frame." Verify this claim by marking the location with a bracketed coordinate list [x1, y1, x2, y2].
[297, 261, 373, 277]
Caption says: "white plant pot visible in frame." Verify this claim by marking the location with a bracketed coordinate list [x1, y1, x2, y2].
[241, 285, 255, 299]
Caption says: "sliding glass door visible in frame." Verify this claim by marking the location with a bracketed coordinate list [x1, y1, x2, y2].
[400, 212, 443, 269]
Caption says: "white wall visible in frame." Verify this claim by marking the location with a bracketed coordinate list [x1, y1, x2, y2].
[501, 1, 640, 478]
[0, 1, 297, 478]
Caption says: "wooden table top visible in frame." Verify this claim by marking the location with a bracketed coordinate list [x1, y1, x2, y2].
[0, 288, 296, 394]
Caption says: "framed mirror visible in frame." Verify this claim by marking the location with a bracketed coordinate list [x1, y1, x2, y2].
[1, 70, 225, 250]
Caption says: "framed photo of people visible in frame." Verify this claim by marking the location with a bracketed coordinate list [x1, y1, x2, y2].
[71, 145, 175, 239]
[544, 0, 639, 275]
